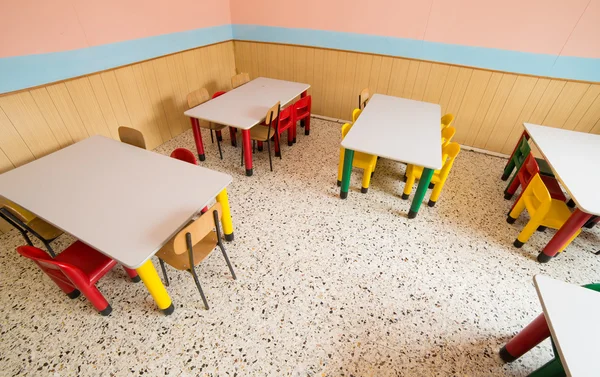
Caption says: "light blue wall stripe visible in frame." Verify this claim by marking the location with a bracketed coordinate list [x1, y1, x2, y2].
[232, 25, 600, 83]
[0, 25, 233, 94]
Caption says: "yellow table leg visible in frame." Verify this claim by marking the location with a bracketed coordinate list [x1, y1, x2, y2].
[216, 188, 234, 241]
[136, 259, 174, 315]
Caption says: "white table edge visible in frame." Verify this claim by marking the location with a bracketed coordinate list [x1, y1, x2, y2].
[523, 123, 597, 216]
[340, 140, 443, 170]
[533, 275, 573, 377]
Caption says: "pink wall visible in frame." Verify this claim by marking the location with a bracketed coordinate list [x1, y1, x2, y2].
[229, 0, 600, 58]
[0, 0, 231, 58]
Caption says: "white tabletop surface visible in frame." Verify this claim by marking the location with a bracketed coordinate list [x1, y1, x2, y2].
[184, 77, 310, 130]
[341, 94, 442, 169]
[534, 275, 600, 377]
[0, 136, 232, 269]
[524, 123, 600, 216]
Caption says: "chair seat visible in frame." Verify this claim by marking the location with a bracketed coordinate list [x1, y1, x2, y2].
[249, 125, 271, 141]
[541, 176, 566, 202]
[55, 241, 117, 284]
[526, 199, 575, 229]
[199, 122, 227, 131]
[536, 158, 554, 177]
[27, 217, 63, 241]
[156, 232, 218, 271]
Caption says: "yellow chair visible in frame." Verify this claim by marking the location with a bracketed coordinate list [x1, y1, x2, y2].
[118, 126, 146, 149]
[441, 113, 454, 130]
[156, 202, 236, 310]
[231, 72, 250, 89]
[402, 142, 461, 206]
[352, 108, 362, 123]
[337, 122, 377, 193]
[0, 198, 62, 257]
[358, 88, 370, 110]
[507, 174, 580, 251]
[442, 126, 456, 147]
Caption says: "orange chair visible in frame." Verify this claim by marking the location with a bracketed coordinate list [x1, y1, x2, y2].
[17, 243, 139, 316]
[156, 203, 236, 310]
[507, 174, 580, 252]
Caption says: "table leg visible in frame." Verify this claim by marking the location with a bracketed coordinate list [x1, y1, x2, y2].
[216, 188, 234, 241]
[537, 209, 591, 263]
[500, 314, 550, 362]
[136, 259, 174, 315]
[241, 129, 253, 176]
[408, 168, 434, 219]
[340, 149, 354, 199]
[229, 127, 237, 147]
[190, 118, 206, 161]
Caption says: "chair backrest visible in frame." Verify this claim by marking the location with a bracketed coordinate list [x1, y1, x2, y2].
[278, 106, 294, 130]
[118, 126, 146, 149]
[231, 73, 250, 88]
[172, 203, 223, 255]
[515, 136, 532, 166]
[293, 95, 311, 115]
[187, 88, 210, 109]
[436, 142, 461, 180]
[441, 126, 456, 147]
[263, 101, 281, 139]
[341, 123, 352, 139]
[358, 88, 370, 110]
[518, 154, 540, 187]
[17, 245, 88, 288]
[352, 108, 362, 123]
[170, 148, 197, 165]
[441, 113, 454, 130]
[523, 174, 552, 213]
[212, 91, 226, 99]
[0, 198, 36, 223]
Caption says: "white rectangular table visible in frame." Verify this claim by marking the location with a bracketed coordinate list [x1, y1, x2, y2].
[0, 135, 234, 314]
[523, 123, 600, 262]
[339, 94, 442, 218]
[500, 275, 600, 377]
[184, 77, 310, 176]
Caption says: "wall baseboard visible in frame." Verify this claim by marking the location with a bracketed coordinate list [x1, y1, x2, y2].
[312, 114, 509, 160]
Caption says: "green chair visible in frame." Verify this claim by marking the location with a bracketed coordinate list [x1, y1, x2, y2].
[528, 283, 600, 377]
[501, 136, 554, 191]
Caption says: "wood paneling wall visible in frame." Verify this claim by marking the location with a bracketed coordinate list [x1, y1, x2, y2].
[233, 41, 600, 155]
[0, 41, 236, 233]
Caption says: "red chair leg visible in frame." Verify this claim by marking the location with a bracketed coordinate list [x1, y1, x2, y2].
[47, 275, 80, 299]
[287, 127, 293, 146]
[274, 132, 281, 157]
[304, 116, 311, 136]
[500, 314, 550, 362]
[122, 266, 140, 282]
[257, 141, 263, 151]
[505, 176, 521, 199]
[80, 284, 112, 316]
[215, 130, 223, 142]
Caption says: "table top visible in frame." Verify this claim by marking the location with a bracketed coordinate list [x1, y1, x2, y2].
[341, 94, 442, 169]
[534, 275, 600, 377]
[524, 123, 600, 216]
[184, 77, 310, 130]
[0, 136, 232, 269]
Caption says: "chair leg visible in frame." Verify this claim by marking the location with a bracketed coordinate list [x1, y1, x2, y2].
[158, 258, 169, 286]
[122, 266, 141, 282]
[253, 140, 256, 154]
[275, 133, 282, 160]
[217, 242, 237, 280]
[217, 135, 223, 160]
[189, 267, 209, 310]
[41, 240, 57, 258]
[267, 138, 273, 172]
[210, 129, 214, 144]
[240, 144, 244, 166]
[80, 284, 112, 316]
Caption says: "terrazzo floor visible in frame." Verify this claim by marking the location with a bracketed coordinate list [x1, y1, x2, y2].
[1, 118, 599, 377]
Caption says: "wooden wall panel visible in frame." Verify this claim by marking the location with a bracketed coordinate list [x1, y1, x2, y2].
[234, 41, 600, 155]
[0, 41, 236, 233]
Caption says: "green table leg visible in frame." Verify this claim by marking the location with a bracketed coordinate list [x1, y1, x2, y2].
[408, 167, 434, 219]
[340, 149, 354, 199]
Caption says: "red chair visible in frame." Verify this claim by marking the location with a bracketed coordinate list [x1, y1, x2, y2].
[170, 148, 197, 165]
[505, 153, 566, 203]
[213, 91, 238, 147]
[17, 243, 139, 316]
[292, 95, 312, 139]
[257, 106, 295, 156]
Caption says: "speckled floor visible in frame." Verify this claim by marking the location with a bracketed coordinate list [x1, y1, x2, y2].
[1, 118, 599, 377]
